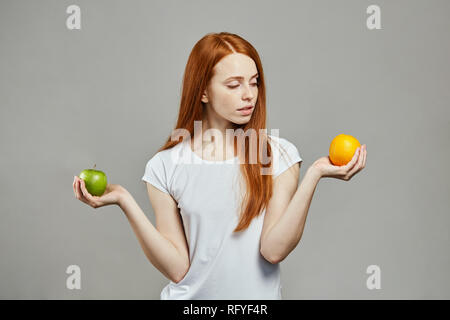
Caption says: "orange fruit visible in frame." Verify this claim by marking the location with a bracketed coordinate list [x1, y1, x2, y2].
[329, 134, 361, 166]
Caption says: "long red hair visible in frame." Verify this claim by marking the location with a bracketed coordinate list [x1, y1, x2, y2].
[157, 32, 275, 232]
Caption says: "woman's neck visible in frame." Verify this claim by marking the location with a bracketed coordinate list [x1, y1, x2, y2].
[190, 113, 238, 161]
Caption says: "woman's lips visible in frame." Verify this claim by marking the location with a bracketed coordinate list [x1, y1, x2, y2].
[237, 106, 254, 115]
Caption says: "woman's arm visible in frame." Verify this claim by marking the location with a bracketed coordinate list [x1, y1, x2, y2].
[260, 145, 366, 264]
[73, 176, 190, 283]
[118, 190, 190, 283]
[260, 165, 321, 264]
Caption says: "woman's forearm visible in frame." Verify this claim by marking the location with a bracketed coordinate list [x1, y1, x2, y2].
[118, 192, 189, 283]
[262, 166, 322, 263]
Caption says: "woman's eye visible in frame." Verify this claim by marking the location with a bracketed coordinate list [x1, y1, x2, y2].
[227, 83, 258, 89]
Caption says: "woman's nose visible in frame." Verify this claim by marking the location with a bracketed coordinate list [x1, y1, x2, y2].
[242, 84, 254, 99]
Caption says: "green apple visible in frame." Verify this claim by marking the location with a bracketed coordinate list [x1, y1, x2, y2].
[79, 164, 107, 196]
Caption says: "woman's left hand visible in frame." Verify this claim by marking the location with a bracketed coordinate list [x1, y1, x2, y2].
[312, 144, 367, 180]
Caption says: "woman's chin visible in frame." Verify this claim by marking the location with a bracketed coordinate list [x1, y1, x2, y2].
[231, 116, 252, 125]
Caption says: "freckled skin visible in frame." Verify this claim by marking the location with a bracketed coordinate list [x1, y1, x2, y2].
[195, 53, 260, 161]
[201, 53, 259, 126]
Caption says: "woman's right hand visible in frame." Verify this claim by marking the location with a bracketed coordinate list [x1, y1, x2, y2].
[73, 175, 128, 209]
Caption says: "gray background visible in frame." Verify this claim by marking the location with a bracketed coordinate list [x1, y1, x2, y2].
[0, 0, 449, 299]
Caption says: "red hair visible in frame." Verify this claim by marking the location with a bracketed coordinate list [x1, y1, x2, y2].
[157, 32, 276, 232]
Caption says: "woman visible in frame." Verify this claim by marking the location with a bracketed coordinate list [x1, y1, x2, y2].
[72, 32, 367, 299]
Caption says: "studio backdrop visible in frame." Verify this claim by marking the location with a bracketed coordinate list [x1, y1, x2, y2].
[0, 0, 449, 299]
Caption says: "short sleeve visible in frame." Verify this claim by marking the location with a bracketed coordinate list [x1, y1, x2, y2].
[141, 153, 170, 194]
[272, 137, 302, 178]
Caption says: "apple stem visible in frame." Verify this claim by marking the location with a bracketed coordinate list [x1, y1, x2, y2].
[94, 164, 96, 169]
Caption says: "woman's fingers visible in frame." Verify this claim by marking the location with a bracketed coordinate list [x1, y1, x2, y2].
[346, 145, 366, 180]
[73, 176, 77, 196]
[74, 176, 83, 200]
[78, 179, 100, 208]
[347, 146, 365, 178]
[362, 145, 367, 168]
[73, 176, 98, 208]
[342, 147, 361, 173]
[79, 178, 90, 199]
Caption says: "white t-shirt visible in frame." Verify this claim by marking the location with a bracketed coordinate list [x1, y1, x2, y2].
[141, 135, 302, 300]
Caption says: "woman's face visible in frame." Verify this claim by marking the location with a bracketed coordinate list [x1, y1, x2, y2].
[201, 53, 259, 125]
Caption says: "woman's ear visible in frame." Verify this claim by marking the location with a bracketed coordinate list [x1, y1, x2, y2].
[201, 90, 209, 103]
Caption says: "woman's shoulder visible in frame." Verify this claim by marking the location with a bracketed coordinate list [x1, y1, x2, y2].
[267, 134, 298, 153]
[267, 134, 302, 177]
[145, 141, 186, 167]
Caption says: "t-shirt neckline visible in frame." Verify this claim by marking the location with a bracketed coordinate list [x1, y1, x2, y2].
[184, 140, 239, 164]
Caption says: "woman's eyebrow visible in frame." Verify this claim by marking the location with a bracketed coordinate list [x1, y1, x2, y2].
[224, 73, 259, 81]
